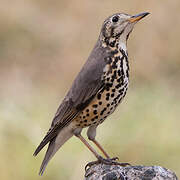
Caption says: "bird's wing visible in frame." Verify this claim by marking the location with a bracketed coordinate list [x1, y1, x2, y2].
[34, 40, 108, 156]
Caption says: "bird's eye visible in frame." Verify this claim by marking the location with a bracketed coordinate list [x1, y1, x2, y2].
[112, 16, 119, 23]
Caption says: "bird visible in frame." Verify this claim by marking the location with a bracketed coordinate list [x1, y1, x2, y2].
[33, 12, 149, 175]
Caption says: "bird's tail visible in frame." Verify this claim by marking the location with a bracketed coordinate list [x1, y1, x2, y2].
[39, 127, 74, 176]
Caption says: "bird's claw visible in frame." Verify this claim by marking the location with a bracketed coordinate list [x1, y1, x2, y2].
[85, 156, 130, 171]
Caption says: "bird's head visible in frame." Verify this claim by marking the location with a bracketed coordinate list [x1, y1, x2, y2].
[100, 12, 150, 48]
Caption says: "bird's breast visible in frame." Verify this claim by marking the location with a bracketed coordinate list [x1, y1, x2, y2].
[74, 49, 129, 128]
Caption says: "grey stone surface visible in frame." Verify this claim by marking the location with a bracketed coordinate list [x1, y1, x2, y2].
[84, 164, 178, 180]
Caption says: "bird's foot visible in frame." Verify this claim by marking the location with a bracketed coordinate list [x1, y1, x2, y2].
[85, 156, 130, 171]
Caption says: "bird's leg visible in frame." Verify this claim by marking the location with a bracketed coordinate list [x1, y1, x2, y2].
[86, 138, 130, 169]
[76, 134, 130, 170]
[87, 126, 115, 159]
[91, 139, 110, 159]
[87, 125, 110, 158]
[85, 126, 130, 170]
[91, 139, 125, 162]
[75, 134, 102, 159]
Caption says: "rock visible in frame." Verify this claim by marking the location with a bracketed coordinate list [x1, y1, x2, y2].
[84, 164, 178, 180]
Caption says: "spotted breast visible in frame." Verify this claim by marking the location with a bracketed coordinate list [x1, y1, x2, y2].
[75, 39, 129, 128]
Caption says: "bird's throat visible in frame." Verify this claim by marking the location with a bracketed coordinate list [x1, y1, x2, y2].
[102, 35, 127, 52]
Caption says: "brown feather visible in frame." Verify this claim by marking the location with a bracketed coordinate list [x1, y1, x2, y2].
[34, 39, 109, 156]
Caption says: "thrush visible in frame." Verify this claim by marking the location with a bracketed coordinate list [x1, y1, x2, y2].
[34, 12, 149, 175]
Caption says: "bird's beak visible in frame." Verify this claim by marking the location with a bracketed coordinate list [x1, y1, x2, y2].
[128, 12, 150, 23]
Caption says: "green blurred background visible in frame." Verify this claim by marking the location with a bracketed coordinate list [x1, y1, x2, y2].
[0, 0, 180, 179]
